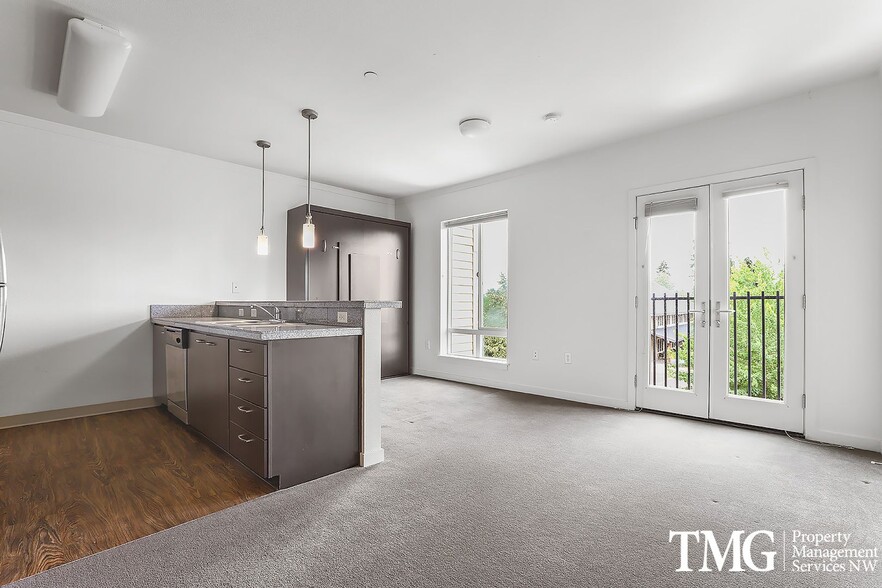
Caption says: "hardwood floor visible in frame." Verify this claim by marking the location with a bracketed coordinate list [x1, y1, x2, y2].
[0, 407, 274, 585]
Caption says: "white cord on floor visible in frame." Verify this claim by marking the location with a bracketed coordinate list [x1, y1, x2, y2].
[784, 429, 854, 450]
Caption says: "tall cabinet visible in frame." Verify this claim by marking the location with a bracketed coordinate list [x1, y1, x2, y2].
[287, 205, 410, 378]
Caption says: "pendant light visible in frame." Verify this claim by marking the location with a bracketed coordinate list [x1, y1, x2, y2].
[256, 140, 271, 255]
[301, 108, 318, 249]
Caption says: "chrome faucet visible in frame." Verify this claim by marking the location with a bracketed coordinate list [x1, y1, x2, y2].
[250, 304, 282, 322]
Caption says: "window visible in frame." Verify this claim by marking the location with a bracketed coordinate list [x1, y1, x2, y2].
[442, 211, 508, 361]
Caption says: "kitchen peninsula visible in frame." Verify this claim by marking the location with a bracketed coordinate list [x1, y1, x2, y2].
[151, 300, 400, 489]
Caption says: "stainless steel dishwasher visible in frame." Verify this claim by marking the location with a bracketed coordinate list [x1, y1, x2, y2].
[164, 327, 189, 424]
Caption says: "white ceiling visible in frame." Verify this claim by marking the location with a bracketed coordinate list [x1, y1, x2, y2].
[2, 1, 882, 198]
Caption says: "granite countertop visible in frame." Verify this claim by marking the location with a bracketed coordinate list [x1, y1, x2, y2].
[214, 300, 402, 309]
[152, 317, 363, 341]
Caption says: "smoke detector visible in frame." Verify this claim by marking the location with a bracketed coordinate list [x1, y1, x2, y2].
[543, 112, 562, 123]
[57, 18, 132, 117]
[459, 117, 491, 138]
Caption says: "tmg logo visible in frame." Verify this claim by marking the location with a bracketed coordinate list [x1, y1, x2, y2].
[669, 530, 777, 572]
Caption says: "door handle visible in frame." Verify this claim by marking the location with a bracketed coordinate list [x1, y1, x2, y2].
[236, 405, 254, 414]
[688, 302, 706, 327]
[237, 377, 253, 383]
[236, 348, 252, 353]
[237, 434, 255, 443]
[714, 301, 736, 327]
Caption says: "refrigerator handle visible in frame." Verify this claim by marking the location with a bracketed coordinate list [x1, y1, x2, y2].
[0, 228, 6, 355]
[0, 284, 6, 355]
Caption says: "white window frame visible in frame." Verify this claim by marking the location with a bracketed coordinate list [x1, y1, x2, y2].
[441, 211, 508, 362]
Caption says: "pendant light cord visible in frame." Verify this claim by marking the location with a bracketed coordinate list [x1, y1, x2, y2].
[307, 117, 312, 216]
[260, 146, 266, 234]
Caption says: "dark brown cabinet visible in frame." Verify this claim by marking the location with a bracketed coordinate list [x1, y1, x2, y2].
[287, 205, 410, 378]
[187, 333, 229, 450]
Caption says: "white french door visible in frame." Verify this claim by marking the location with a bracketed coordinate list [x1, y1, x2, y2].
[636, 171, 805, 433]
[636, 186, 710, 418]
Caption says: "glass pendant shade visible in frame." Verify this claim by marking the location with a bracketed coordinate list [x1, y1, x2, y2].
[256, 233, 269, 255]
[302, 217, 315, 249]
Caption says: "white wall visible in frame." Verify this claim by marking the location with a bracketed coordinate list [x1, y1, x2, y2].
[397, 74, 882, 451]
[0, 111, 393, 418]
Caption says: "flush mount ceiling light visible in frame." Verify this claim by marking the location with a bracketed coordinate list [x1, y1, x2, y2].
[543, 112, 562, 123]
[57, 18, 132, 117]
[256, 140, 271, 256]
[301, 108, 318, 249]
[459, 117, 491, 138]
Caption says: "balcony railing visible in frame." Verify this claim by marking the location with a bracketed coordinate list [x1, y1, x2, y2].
[649, 291, 785, 400]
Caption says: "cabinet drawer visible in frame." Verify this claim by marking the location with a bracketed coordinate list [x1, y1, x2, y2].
[229, 367, 267, 407]
[229, 394, 266, 439]
[229, 422, 267, 477]
[229, 340, 267, 375]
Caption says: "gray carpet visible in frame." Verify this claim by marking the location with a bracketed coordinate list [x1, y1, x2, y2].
[11, 376, 882, 587]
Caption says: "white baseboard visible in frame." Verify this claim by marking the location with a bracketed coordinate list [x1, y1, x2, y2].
[411, 369, 631, 411]
[0, 397, 161, 430]
[807, 429, 882, 454]
[360, 448, 385, 467]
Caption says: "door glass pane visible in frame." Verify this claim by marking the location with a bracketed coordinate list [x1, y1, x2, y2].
[647, 212, 696, 390]
[726, 190, 786, 400]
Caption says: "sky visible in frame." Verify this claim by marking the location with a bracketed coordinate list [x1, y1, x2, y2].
[648, 190, 786, 295]
[481, 219, 508, 293]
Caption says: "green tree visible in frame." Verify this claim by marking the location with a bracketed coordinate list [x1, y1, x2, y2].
[482, 273, 508, 358]
[655, 260, 673, 290]
[728, 251, 785, 399]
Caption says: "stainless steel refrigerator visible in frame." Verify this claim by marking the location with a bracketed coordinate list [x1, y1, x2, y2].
[0, 229, 6, 354]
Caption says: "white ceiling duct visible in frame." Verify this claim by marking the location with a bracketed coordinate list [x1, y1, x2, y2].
[56, 19, 132, 117]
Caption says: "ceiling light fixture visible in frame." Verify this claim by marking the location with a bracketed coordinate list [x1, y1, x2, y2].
[363, 71, 379, 79]
[57, 18, 132, 117]
[543, 112, 562, 123]
[256, 140, 271, 255]
[459, 117, 491, 138]
[301, 108, 318, 249]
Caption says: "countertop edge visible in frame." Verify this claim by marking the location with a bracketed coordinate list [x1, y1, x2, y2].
[152, 318, 364, 341]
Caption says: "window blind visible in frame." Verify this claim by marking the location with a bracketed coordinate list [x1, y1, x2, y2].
[721, 182, 789, 199]
[644, 197, 698, 218]
[442, 210, 508, 229]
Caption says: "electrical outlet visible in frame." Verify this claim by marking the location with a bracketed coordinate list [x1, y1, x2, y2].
[337, 311, 348, 323]
[531, 350, 539, 361]
[238, 308, 245, 317]
[250, 308, 258, 318]
[231, 282, 240, 294]
[564, 352, 572, 364]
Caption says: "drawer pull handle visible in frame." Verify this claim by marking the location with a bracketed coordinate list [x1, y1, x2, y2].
[237, 377, 253, 383]
[237, 348, 253, 353]
[237, 434, 255, 443]
[236, 405, 254, 414]
[194, 339, 216, 346]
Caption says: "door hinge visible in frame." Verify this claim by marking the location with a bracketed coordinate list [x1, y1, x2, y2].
[634, 374, 638, 388]
[635, 295, 639, 308]
[633, 216, 638, 230]
[802, 294, 806, 309]
[802, 394, 806, 409]
[802, 194, 806, 210]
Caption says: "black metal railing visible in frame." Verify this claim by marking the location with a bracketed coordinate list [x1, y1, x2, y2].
[649, 291, 785, 400]
[649, 293, 694, 389]
[730, 291, 784, 401]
